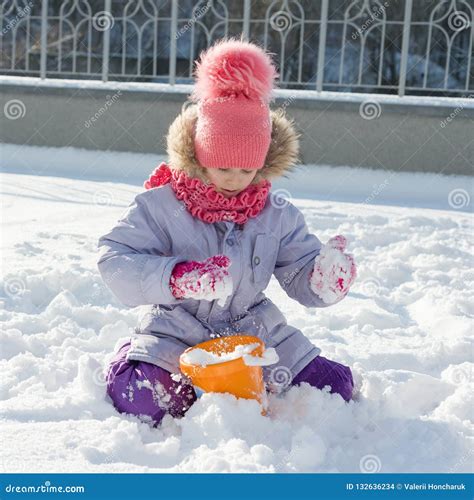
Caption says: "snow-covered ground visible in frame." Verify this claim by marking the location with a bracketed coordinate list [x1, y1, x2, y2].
[1, 145, 473, 473]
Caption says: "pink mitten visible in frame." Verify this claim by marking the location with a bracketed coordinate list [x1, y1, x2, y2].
[309, 235, 357, 305]
[170, 255, 233, 306]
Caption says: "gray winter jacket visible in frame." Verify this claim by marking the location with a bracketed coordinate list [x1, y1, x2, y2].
[97, 106, 332, 381]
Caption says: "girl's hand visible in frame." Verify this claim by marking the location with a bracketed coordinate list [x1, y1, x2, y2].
[170, 255, 233, 306]
[309, 235, 356, 305]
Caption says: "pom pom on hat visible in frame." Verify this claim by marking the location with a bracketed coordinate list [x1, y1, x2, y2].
[191, 38, 277, 170]
[191, 38, 278, 102]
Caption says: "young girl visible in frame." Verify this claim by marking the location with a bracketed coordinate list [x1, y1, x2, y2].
[98, 39, 357, 427]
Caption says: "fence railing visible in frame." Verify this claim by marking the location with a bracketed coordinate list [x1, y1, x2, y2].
[1, 0, 473, 96]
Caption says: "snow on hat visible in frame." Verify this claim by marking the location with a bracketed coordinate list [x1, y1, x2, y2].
[191, 38, 278, 170]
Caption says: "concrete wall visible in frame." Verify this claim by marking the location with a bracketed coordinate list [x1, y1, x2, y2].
[1, 77, 473, 176]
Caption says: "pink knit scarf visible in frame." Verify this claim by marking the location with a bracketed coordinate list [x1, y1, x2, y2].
[144, 162, 271, 225]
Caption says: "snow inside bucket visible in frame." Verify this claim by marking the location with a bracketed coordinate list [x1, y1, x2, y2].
[179, 335, 279, 411]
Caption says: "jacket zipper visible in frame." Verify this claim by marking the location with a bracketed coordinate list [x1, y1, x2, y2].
[208, 224, 226, 322]
[209, 223, 244, 326]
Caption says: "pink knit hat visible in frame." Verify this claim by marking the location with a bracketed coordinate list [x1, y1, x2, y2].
[191, 38, 278, 170]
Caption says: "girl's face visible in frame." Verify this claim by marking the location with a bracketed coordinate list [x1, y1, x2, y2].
[203, 167, 258, 198]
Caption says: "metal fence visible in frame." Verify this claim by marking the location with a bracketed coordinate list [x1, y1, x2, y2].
[1, 0, 473, 96]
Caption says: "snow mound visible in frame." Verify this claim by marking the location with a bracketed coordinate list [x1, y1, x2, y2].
[1, 165, 472, 472]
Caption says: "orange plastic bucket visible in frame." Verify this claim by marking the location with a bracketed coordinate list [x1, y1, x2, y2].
[179, 335, 266, 407]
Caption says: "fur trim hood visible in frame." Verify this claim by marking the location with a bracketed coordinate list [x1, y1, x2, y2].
[166, 103, 300, 184]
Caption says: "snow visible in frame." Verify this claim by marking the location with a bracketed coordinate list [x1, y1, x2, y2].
[181, 343, 261, 367]
[0, 75, 194, 95]
[2, 143, 472, 211]
[2, 75, 472, 109]
[1, 144, 473, 473]
[180, 342, 278, 368]
[243, 348, 279, 367]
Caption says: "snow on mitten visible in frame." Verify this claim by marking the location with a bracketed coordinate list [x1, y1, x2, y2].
[170, 255, 233, 306]
[309, 235, 357, 305]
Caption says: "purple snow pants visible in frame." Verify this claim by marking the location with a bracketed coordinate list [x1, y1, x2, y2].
[106, 341, 354, 427]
